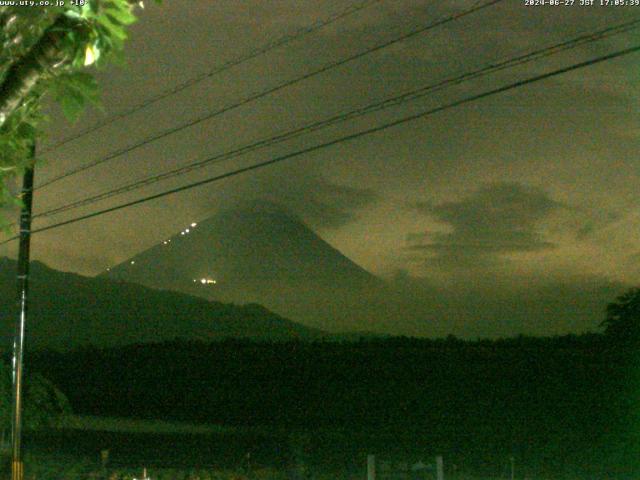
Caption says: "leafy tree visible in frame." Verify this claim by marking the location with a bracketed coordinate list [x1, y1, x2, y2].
[601, 287, 640, 344]
[0, 360, 71, 436]
[0, 0, 156, 225]
[0, 362, 71, 478]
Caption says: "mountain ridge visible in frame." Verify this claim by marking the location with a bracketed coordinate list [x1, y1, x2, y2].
[101, 204, 394, 333]
[0, 257, 324, 351]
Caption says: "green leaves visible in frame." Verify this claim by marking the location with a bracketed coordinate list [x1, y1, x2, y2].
[58, 0, 139, 70]
[42, 0, 140, 123]
[50, 71, 100, 122]
[85, 0, 139, 60]
[0, 0, 149, 219]
[105, 1, 137, 25]
[0, 106, 37, 174]
[602, 287, 640, 345]
[0, 102, 39, 229]
[0, 363, 72, 430]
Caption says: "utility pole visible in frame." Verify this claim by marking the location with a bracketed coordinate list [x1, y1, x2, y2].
[11, 143, 35, 480]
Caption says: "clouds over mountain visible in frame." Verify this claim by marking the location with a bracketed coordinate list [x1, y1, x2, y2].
[216, 171, 377, 230]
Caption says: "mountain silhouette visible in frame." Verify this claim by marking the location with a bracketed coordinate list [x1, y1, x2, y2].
[101, 203, 393, 332]
[0, 257, 322, 351]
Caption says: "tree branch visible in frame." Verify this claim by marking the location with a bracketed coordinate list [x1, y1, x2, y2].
[0, 0, 144, 129]
[0, 15, 76, 128]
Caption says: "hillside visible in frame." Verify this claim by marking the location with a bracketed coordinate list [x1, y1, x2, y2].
[100, 203, 395, 333]
[0, 257, 322, 350]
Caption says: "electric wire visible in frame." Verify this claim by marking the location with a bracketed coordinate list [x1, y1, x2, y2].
[41, 0, 385, 155]
[35, 0, 504, 190]
[33, 18, 640, 221]
[2, 43, 637, 245]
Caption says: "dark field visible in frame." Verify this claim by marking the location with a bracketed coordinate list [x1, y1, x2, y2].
[15, 336, 640, 479]
[20, 426, 517, 479]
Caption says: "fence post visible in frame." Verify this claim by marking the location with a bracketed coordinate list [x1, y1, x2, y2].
[367, 454, 376, 480]
[436, 455, 443, 480]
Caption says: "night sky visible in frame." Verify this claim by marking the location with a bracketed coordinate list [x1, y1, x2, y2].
[1, 0, 638, 337]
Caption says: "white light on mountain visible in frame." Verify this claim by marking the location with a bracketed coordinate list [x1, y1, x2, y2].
[199, 278, 216, 285]
[130, 261, 135, 265]
[200, 278, 207, 284]
[191, 223, 197, 227]
[185, 229, 190, 233]
[163, 241, 168, 245]
[181, 232, 185, 235]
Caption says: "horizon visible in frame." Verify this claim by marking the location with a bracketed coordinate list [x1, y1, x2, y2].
[1, 1, 638, 340]
[0, 249, 626, 343]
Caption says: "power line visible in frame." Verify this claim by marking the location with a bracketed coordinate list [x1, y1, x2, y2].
[32, 18, 640, 220]
[35, 18, 640, 219]
[2, 43, 637, 245]
[35, 0, 504, 190]
[40, 0, 385, 155]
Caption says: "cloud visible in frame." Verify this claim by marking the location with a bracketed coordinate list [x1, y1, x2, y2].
[215, 171, 378, 230]
[574, 209, 623, 240]
[407, 182, 560, 268]
[263, 176, 377, 229]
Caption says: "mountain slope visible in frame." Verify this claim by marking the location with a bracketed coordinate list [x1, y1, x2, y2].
[101, 203, 393, 332]
[0, 257, 322, 350]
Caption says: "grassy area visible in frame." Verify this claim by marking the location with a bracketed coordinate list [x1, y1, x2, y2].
[16, 416, 632, 479]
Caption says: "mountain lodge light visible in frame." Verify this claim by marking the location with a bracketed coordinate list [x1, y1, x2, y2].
[193, 278, 217, 285]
